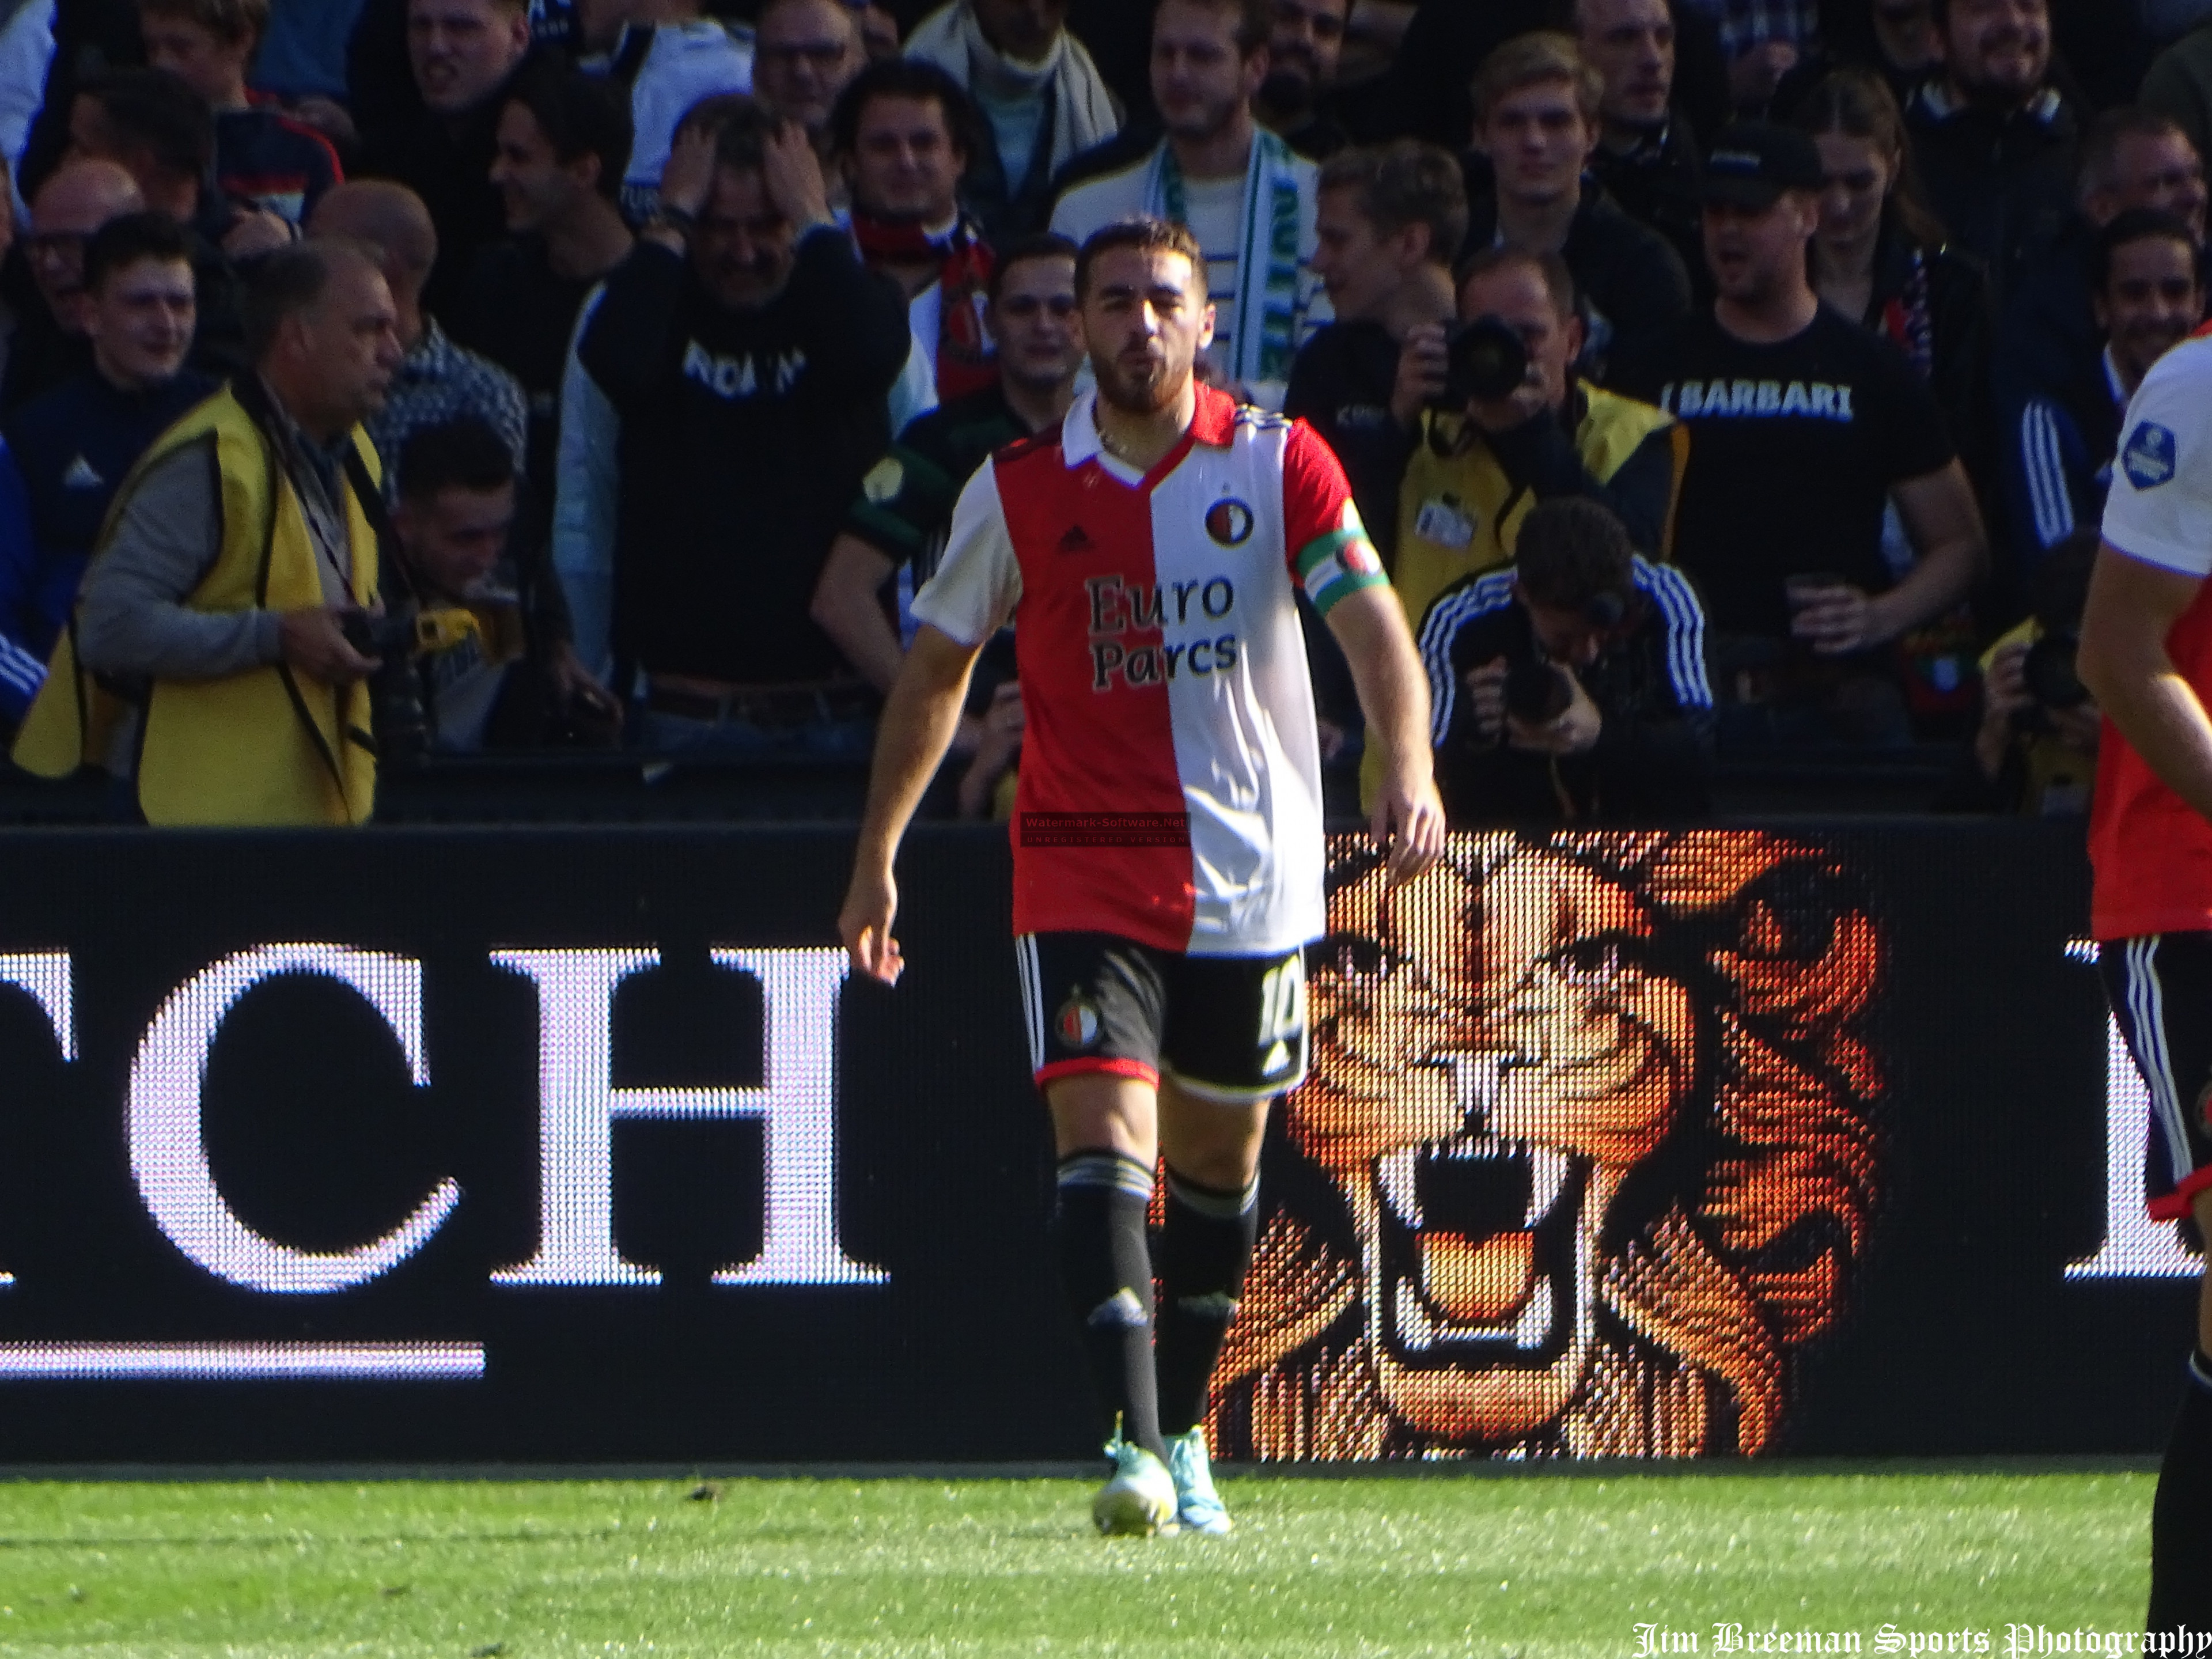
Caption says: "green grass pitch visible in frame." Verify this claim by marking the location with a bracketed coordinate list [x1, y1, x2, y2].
[0, 1469, 2154, 1656]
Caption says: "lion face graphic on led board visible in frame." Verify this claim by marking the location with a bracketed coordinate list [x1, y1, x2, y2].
[1210, 831, 1885, 1460]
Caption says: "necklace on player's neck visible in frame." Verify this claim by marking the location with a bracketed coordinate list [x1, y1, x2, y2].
[1096, 409, 1181, 470]
[1097, 424, 1135, 462]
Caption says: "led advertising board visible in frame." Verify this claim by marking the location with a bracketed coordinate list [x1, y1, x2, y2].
[0, 823, 2189, 1461]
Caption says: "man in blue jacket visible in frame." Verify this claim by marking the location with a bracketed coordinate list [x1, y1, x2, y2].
[0, 212, 215, 726]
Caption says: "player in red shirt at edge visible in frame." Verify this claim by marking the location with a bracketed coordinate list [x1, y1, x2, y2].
[839, 218, 1445, 1537]
[2078, 322, 2212, 1634]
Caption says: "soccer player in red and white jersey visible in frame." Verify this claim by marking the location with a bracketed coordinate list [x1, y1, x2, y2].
[2078, 320, 2212, 1635]
[838, 217, 1444, 1537]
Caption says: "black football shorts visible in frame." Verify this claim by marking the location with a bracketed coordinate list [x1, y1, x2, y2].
[2103, 931, 2212, 1224]
[1013, 931, 1308, 1103]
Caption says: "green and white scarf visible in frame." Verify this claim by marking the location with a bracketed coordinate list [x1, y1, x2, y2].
[1145, 128, 1305, 389]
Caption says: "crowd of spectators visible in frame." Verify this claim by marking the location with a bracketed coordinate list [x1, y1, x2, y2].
[0, 0, 2202, 825]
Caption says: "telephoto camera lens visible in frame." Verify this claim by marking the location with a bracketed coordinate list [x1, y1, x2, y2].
[341, 607, 430, 763]
[1437, 315, 1531, 407]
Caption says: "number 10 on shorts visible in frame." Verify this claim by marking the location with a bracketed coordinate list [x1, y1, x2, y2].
[1259, 955, 1305, 1047]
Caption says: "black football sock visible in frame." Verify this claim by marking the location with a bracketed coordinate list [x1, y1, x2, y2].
[2150, 1348, 2212, 1631]
[1154, 1165, 1260, 1439]
[1054, 1150, 1166, 1463]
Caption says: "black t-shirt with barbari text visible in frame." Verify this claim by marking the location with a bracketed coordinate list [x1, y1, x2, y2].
[1609, 305, 1954, 638]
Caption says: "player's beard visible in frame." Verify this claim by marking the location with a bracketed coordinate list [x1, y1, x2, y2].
[1092, 346, 1192, 415]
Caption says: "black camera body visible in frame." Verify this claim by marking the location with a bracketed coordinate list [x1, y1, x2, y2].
[1437, 315, 1531, 408]
[2009, 628, 2089, 737]
[1503, 658, 1573, 728]
[2020, 630, 2087, 711]
[340, 605, 430, 763]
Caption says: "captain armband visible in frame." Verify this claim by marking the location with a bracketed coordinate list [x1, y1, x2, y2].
[1296, 529, 1389, 616]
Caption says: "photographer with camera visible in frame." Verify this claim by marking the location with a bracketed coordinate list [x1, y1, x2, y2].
[1421, 497, 1713, 825]
[1940, 529, 2100, 816]
[388, 417, 623, 753]
[1387, 244, 1681, 669]
[1369, 244, 1681, 808]
[12, 238, 404, 824]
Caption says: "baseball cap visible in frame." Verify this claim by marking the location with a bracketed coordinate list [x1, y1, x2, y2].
[1698, 123, 1826, 209]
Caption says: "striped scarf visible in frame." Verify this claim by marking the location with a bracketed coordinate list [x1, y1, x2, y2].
[1145, 129, 1304, 389]
[850, 212, 998, 400]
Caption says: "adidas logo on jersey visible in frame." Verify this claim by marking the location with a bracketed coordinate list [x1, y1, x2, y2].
[1056, 525, 1095, 554]
[62, 456, 104, 490]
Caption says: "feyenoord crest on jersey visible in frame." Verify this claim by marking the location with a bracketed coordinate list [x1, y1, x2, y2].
[1057, 991, 1103, 1050]
[1205, 498, 1255, 546]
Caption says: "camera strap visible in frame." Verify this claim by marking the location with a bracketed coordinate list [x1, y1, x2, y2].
[235, 377, 404, 773]
[228, 377, 374, 789]
[339, 444, 419, 608]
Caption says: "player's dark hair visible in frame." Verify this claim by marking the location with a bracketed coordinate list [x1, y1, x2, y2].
[1075, 218, 1208, 299]
[1319, 141, 1469, 271]
[988, 232, 1079, 304]
[1456, 243, 1577, 323]
[1514, 499, 1635, 613]
[81, 66, 215, 182]
[242, 235, 378, 361]
[2092, 206, 2205, 292]
[505, 58, 634, 201]
[1152, 0, 1272, 57]
[398, 417, 517, 504]
[82, 210, 193, 294]
[828, 57, 977, 163]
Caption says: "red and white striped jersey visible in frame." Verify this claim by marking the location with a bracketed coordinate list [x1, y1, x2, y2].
[912, 385, 1386, 956]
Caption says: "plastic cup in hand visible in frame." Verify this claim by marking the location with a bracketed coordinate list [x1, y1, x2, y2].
[1785, 572, 1844, 638]
[1785, 572, 1846, 610]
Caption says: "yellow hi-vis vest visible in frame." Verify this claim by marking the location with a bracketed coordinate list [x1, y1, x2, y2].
[11, 386, 383, 825]
[1362, 383, 1685, 810]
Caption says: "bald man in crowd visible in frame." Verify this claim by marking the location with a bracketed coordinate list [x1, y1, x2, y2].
[5, 161, 145, 411]
[308, 180, 525, 498]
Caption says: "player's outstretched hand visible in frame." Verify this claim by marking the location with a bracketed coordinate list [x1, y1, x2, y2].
[839, 863, 906, 985]
[1371, 774, 1445, 885]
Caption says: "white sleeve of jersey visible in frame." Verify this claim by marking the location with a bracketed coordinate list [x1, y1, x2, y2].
[910, 459, 1022, 647]
[2101, 349, 2212, 578]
